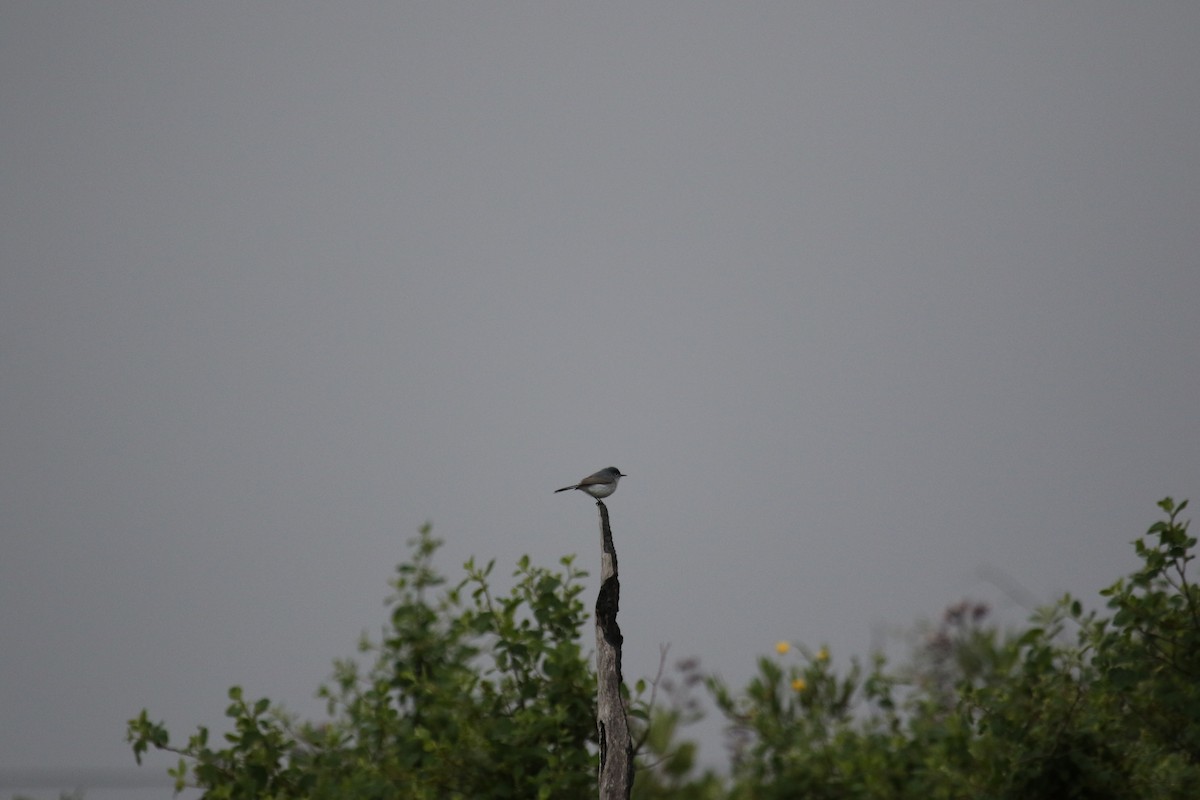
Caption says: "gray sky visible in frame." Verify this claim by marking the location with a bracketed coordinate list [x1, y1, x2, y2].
[3, 2, 1198, 794]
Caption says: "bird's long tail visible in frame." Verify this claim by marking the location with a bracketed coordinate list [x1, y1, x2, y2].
[554, 485, 576, 493]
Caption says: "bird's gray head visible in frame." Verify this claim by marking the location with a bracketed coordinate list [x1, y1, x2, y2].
[604, 467, 626, 478]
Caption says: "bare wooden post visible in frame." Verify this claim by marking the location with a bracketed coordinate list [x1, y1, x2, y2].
[594, 499, 634, 799]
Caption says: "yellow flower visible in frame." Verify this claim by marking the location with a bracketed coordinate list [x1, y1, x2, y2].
[775, 641, 791, 655]
[816, 647, 829, 662]
[792, 678, 807, 692]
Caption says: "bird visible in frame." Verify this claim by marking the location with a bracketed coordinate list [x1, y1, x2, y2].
[555, 466, 627, 499]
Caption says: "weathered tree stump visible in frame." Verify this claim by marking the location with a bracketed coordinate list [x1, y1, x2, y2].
[594, 499, 633, 799]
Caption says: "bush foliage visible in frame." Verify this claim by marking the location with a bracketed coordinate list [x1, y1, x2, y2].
[129, 499, 1199, 798]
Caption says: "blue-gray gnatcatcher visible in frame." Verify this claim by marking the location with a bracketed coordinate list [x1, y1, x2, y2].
[555, 466, 627, 499]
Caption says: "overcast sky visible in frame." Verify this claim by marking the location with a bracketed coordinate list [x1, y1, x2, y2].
[2, 3, 1198, 796]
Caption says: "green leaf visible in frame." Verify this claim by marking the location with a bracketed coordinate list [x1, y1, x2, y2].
[1018, 627, 1044, 646]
